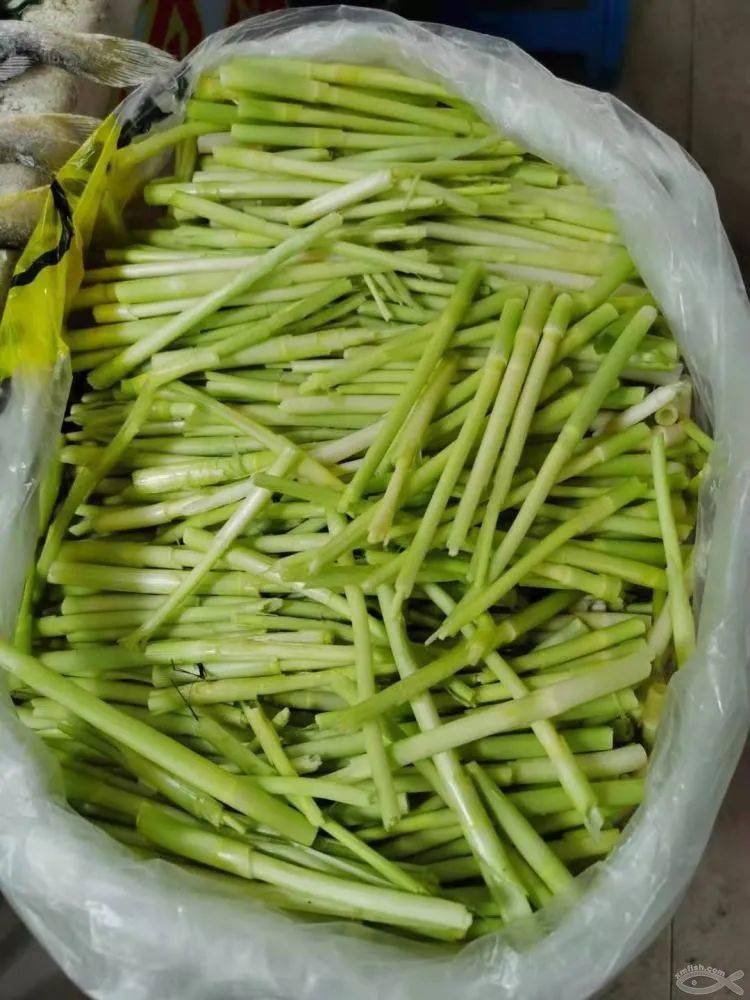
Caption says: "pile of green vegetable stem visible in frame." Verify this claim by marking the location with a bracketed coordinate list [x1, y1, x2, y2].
[1, 55, 713, 944]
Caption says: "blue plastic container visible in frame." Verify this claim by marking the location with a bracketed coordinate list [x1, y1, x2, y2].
[429, 0, 630, 87]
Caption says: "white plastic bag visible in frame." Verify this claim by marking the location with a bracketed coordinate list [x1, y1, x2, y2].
[1, 8, 749, 999]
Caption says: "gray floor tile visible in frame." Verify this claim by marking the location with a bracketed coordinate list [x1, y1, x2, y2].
[691, 0, 750, 270]
[597, 926, 672, 1000]
[670, 739, 750, 998]
[616, 0, 694, 147]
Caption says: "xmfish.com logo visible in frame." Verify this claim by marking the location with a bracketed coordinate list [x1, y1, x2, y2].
[675, 963, 744, 996]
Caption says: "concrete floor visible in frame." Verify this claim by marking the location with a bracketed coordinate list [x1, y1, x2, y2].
[605, 3, 750, 993]
[617, 0, 750, 275]
[600, 742, 750, 1000]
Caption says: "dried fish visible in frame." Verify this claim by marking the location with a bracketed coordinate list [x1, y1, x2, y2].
[0, 113, 99, 172]
[0, 22, 175, 87]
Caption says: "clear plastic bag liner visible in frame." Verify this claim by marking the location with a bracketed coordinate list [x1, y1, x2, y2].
[0, 8, 749, 999]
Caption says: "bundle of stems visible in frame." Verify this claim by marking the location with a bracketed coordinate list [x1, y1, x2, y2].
[7, 54, 710, 945]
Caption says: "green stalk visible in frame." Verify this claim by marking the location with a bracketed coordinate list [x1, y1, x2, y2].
[242, 702, 323, 825]
[317, 591, 573, 732]
[88, 212, 342, 388]
[501, 745, 647, 784]
[36, 386, 156, 580]
[486, 306, 658, 583]
[436, 478, 647, 639]
[339, 263, 483, 510]
[192, 711, 272, 776]
[363, 274, 392, 322]
[141, 635, 366, 665]
[123, 448, 299, 646]
[185, 99, 237, 125]
[570, 249, 634, 317]
[651, 433, 695, 665]
[510, 779, 644, 817]
[519, 539, 667, 590]
[82, 478, 271, 534]
[597, 383, 684, 434]
[62, 766, 151, 819]
[329, 648, 650, 773]
[167, 191, 289, 240]
[532, 218, 622, 244]
[524, 563, 622, 602]
[425, 584, 603, 833]
[190, 278, 354, 360]
[214, 144, 361, 183]
[377, 587, 531, 920]
[460, 288, 551, 582]
[136, 803, 471, 940]
[236, 96, 443, 135]
[380, 825, 464, 859]
[147, 668, 351, 713]
[318, 819, 431, 896]
[288, 169, 393, 226]
[507, 189, 617, 233]
[114, 122, 217, 172]
[220, 63, 473, 135]
[532, 386, 648, 435]
[298, 285, 527, 398]
[300, 326, 428, 396]
[550, 828, 621, 862]
[80, 272, 346, 313]
[138, 222, 288, 248]
[468, 727, 613, 760]
[467, 763, 574, 894]
[368, 359, 456, 544]
[328, 511, 400, 831]
[184, 527, 386, 642]
[0, 642, 315, 843]
[394, 319, 517, 603]
[358, 809, 460, 842]
[130, 451, 274, 495]
[510, 619, 646, 672]
[555, 303, 619, 361]
[466, 292, 571, 576]
[38, 601, 270, 636]
[682, 418, 714, 453]
[240, 57, 450, 97]
[641, 682, 667, 748]
[116, 744, 228, 829]
[169, 382, 342, 491]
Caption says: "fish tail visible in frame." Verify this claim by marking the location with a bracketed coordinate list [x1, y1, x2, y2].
[0, 185, 48, 249]
[0, 55, 32, 83]
[0, 114, 102, 173]
[80, 33, 176, 87]
[45, 114, 102, 145]
[0, 23, 175, 88]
